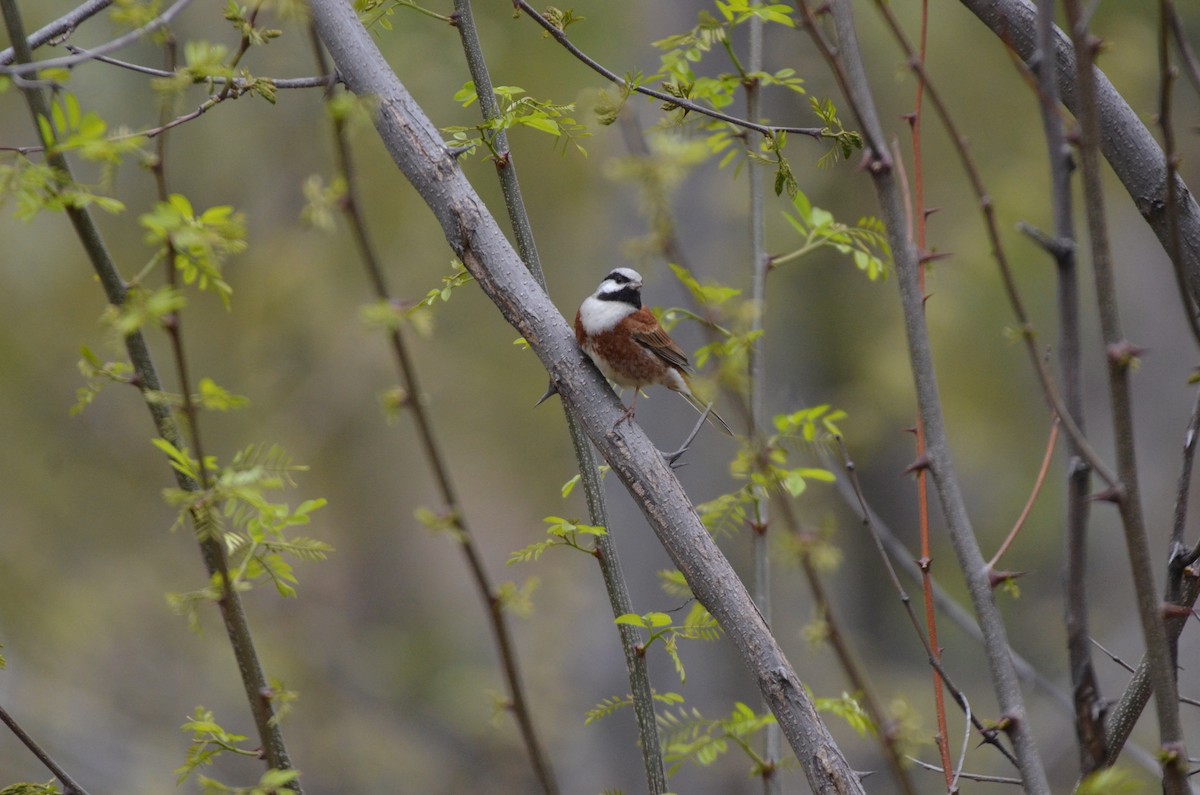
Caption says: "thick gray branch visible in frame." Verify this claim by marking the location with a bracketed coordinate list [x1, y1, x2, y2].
[959, 0, 1200, 306]
[308, 1, 863, 790]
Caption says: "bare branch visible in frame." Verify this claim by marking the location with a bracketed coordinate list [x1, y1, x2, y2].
[821, 1, 1050, 790]
[1063, 1, 1188, 788]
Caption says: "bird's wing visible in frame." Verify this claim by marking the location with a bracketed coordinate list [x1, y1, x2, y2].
[627, 309, 693, 373]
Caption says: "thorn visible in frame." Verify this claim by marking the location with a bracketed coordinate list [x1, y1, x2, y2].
[900, 111, 916, 126]
[988, 569, 1027, 589]
[1106, 340, 1145, 369]
[900, 426, 918, 436]
[922, 292, 934, 307]
[923, 206, 941, 220]
[1088, 486, 1122, 504]
[1163, 602, 1195, 620]
[446, 144, 473, 160]
[918, 250, 953, 265]
[903, 453, 931, 476]
[534, 381, 558, 407]
[917, 555, 932, 573]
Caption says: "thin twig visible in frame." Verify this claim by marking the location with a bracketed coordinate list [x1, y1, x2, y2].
[0, 703, 91, 795]
[906, 757, 1023, 786]
[511, 0, 823, 142]
[869, 2, 1117, 491]
[1168, 6, 1200, 97]
[986, 418, 1058, 571]
[0, 0, 196, 76]
[62, 44, 333, 87]
[0, 0, 112, 65]
[833, 438, 1020, 770]
[1092, 639, 1200, 709]
[950, 693, 972, 791]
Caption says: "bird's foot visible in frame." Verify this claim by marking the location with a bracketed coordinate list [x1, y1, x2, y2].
[661, 405, 712, 469]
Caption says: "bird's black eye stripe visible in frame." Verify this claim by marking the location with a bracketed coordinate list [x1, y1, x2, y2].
[606, 270, 631, 285]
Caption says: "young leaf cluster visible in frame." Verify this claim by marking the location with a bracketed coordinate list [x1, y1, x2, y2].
[507, 516, 607, 565]
[614, 602, 720, 684]
[777, 189, 891, 280]
[177, 703, 301, 793]
[658, 701, 779, 777]
[71, 346, 134, 415]
[158, 442, 330, 626]
[140, 194, 247, 308]
[36, 94, 149, 184]
[0, 155, 125, 219]
[445, 82, 589, 158]
[811, 691, 875, 738]
[0, 783, 61, 795]
[585, 691, 684, 725]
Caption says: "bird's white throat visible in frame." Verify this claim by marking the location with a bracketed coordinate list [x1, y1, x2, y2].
[578, 295, 636, 334]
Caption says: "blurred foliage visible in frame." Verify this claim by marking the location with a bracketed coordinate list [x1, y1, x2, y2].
[0, 1, 1199, 794]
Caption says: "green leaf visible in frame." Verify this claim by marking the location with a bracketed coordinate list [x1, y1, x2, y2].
[614, 613, 647, 628]
[196, 377, 249, 411]
[518, 115, 561, 135]
[151, 437, 199, 480]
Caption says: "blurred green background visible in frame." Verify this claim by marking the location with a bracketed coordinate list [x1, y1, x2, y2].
[3, 1, 1200, 792]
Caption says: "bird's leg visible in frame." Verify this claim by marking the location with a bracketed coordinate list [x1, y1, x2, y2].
[614, 387, 640, 428]
[662, 403, 712, 468]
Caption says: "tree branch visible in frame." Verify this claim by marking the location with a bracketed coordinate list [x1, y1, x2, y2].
[1025, 0, 1105, 773]
[308, 2, 865, 791]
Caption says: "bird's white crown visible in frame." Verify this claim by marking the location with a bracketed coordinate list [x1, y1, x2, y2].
[596, 267, 643, 297]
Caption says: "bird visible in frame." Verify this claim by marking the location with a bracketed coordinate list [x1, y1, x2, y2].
[575, 267, 733, 435]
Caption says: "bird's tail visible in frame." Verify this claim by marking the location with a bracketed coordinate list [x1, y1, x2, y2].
[680, 391, 735, 436]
